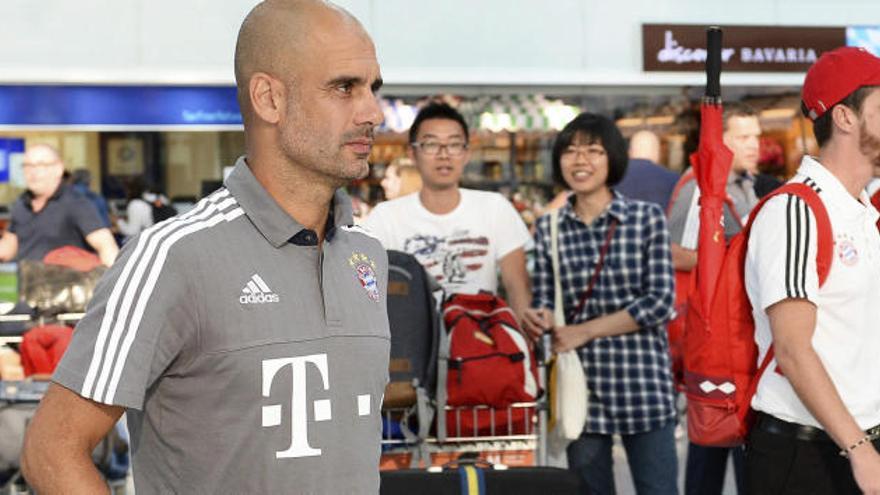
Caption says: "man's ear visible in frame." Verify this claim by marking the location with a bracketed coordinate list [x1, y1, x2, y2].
[51, 163, 65, 183]
[249, 72, 285, 124]
[461, 145, 472, 164]
[831, 104, 858, 136]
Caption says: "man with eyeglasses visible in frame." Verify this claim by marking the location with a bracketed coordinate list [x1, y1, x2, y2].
[364, 102, 531, 322]
[0, 144, 118, 266]
[23, 1, 389, 493]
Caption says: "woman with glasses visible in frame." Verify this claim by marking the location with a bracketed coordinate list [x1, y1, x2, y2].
[522, 113, 678, 495]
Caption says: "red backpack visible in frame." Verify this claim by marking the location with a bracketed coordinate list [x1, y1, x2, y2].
[441, 293, 539, 436]
[666, 169, 742, 389]
[684, 182, 833, 447]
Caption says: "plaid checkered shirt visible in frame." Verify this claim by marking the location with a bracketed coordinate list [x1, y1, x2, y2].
[533, 192, 677, 435]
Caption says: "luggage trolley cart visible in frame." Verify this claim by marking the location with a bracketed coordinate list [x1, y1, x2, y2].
[380, 327, 554, 469]
[381, 402, 541, 469]
[378, 337, 586, 495]
[380, 250, 556, 470]
[0, 312, 128, 495]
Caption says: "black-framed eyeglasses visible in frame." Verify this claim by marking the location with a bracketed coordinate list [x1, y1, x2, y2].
[561, 145, 606, 159]
[411, 141, 468, 156]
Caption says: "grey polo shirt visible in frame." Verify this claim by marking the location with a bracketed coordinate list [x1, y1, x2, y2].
[8, 184, 105, 261]
[54, 157, 391, 494]
[668, 171, 759, 247]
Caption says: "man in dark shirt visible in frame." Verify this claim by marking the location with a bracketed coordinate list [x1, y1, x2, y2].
[0, 144, 118, 266]
[616, 130, 679, 208]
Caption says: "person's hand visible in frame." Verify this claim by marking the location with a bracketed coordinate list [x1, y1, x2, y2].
[552, 323, 592, 353]
[849, 441, 880, 494]
[521, 308, 552, 340]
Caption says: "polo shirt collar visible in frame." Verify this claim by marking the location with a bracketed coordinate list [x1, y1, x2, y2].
[224, 156, 354, 248]
[560, 189, 628, 225]
[23, 183, 66, 210]
[727, 170, 754, 187]
[798, 156, 873, 218]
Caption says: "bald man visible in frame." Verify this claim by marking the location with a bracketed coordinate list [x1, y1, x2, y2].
[22, 1, 388, 493]
[615, 130, 680, 208]
[0, 144, 118, 266]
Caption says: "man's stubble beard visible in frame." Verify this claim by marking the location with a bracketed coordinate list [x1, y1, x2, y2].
[278, 119, 367, 189]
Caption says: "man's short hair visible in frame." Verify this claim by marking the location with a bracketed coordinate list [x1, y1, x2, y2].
[722, 102, 759, 131]
[551, 113, 628, 188]
[408, 102, 469, 145]
[804, 86, 876, 147]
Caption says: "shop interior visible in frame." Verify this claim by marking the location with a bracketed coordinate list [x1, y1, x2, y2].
[0, 86, 815, 231]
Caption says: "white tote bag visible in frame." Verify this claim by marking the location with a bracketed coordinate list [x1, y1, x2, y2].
[546, 209, 589, 466]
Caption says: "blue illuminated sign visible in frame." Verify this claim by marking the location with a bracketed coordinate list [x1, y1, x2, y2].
[0, 138, 24, 183]
[0, 85, 242, 126]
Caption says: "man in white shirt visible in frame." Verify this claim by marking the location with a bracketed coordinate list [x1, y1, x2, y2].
[744, 46, 880, 495]
[364, 102, 531, 322]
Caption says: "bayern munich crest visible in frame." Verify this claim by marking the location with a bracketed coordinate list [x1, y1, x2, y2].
[349, 253, 380, 302]
[836, 234, 859, 267]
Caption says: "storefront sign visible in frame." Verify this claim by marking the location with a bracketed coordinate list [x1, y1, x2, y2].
[0, 85, 242, 127]
[643, 24, 846, 72]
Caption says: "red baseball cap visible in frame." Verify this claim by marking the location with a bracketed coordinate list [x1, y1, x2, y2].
[802, 46, 880, 120]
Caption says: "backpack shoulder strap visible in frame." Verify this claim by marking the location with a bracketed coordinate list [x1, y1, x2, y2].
[742, 182, 833, 286]
[871, 188, 880, 212]
[666, 168, 745, 228]
[666, 169, 695, 216]
[549, 209, 565, 326]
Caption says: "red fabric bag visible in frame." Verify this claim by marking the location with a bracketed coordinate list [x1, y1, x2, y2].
[43, 246, 102, 272]
[666, 169, 743, 390]
[441, 294, 539, 435]
[684, 183, 832, 446]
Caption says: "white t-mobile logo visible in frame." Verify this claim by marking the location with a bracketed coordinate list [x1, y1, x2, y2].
[261, 354, 331, 459]
[261, 353, 376, 459]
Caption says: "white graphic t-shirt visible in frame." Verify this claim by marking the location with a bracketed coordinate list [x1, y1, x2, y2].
[363, 189, 530, 295]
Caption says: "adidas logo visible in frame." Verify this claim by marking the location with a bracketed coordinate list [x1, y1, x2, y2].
[239, 274, 280, 304]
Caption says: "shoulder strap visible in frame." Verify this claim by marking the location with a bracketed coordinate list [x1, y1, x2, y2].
[549, 209, 621, 324]
[871, 188, 880, 211]
[666, 169, 695, 216]
[667, 168, 744, 228]
[569, 219, 618, 322]
[741, 181, 833, 285]
[550, 209, 565, 326]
